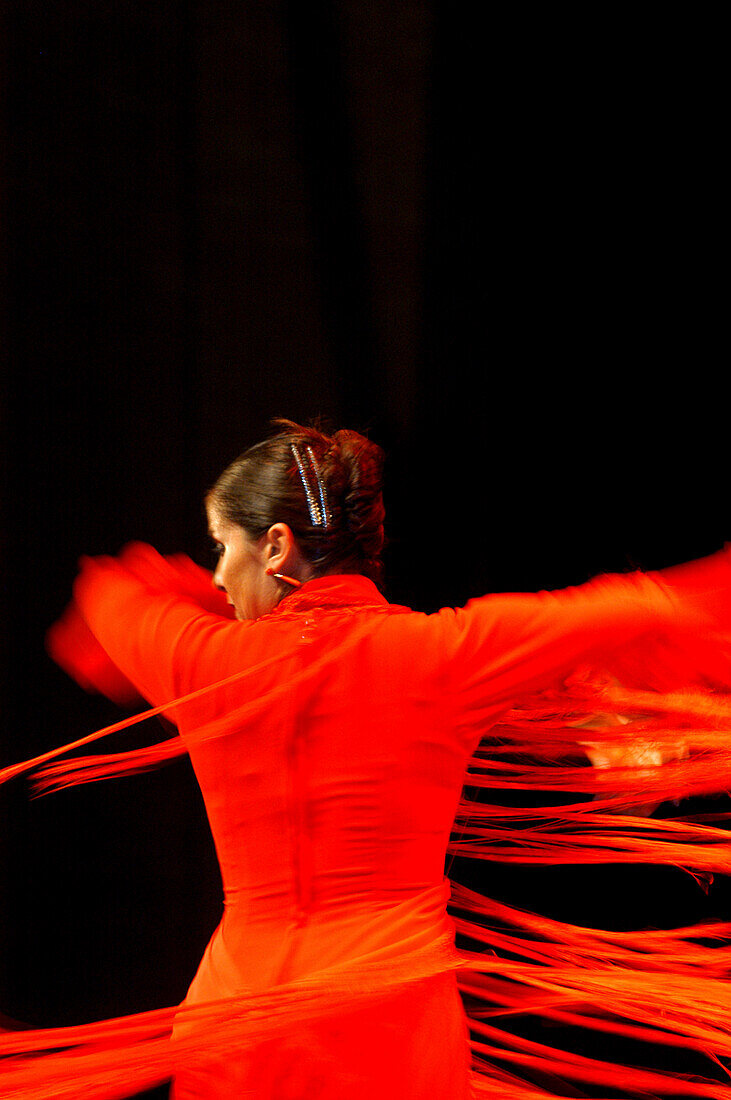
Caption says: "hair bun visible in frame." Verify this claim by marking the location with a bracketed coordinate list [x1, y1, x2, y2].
[327, 431, 385, 561]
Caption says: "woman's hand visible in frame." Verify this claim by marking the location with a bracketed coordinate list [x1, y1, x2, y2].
[579, 714, 688, 816]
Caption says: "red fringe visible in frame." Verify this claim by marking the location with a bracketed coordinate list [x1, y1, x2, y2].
[2, 673, 731, 1097]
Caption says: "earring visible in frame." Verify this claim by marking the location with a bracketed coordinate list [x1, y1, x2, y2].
[265, 566, 302, 588]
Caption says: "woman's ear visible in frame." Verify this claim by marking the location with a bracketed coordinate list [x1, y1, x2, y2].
[263, 523, 295, 572]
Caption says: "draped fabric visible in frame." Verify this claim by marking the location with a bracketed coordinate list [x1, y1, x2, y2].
[2, 545, 731, 1097]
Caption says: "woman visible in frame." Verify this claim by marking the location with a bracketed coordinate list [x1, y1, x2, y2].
[6, 420, 731, 1098]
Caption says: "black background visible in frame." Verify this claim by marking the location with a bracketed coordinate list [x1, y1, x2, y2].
[1, 0, 728, 1079]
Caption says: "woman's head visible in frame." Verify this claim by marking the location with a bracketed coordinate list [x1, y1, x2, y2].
[206, 421, 386, 619]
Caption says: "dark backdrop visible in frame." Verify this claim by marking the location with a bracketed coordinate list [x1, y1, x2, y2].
[1, 0, 727, 1069]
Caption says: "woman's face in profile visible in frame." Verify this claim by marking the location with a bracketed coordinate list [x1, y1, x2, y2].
[207, 505, 275, 621]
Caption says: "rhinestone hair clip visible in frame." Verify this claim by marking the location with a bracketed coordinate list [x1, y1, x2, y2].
[291, 443, 330, 529]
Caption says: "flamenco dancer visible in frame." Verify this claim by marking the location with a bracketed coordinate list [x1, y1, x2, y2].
[2, 420, 731, 1098]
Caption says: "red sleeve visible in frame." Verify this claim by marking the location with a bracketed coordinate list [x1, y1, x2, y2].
[438, 546, 731, 726]
[55, 545, 240, 708]
[46, 599, 143, 706]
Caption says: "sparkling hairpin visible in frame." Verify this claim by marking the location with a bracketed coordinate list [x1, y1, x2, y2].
[291, 444, 330, 528]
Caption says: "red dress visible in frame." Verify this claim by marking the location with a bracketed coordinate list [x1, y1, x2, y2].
[51, 546, 731, 1098]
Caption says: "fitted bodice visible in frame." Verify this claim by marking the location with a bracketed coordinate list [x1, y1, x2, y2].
[179, 592, 471, 990]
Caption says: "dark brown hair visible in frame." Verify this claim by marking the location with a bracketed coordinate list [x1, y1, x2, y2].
[207, 420, 386, 586]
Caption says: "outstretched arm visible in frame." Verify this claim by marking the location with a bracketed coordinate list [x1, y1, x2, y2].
[46, 544, 236, 707]
[440, 545, 731, 728]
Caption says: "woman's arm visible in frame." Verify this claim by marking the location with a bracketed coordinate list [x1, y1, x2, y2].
[48, 544, 238, 708]
[440, 546, 731, 725]
[46, 598, 143, 705]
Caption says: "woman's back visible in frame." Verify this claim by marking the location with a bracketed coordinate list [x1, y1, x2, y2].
[169, 574, 474, 1098]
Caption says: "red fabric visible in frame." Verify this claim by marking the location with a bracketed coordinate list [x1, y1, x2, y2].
[5, 545, 731, 1097]
[45, 550, 233, 706]
[45, 598, 142, 705]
